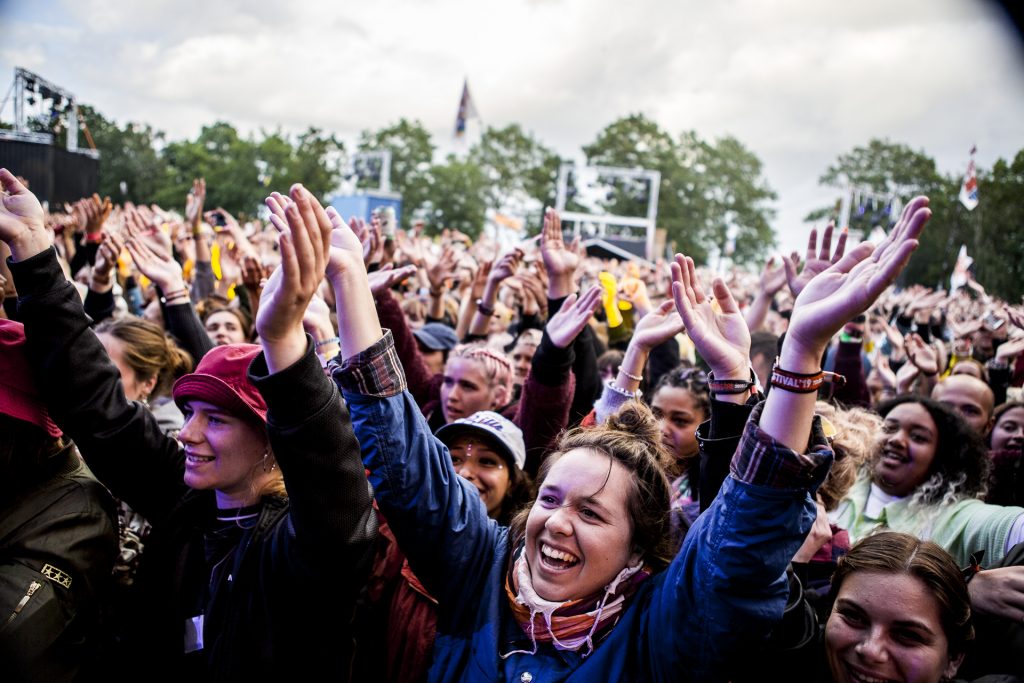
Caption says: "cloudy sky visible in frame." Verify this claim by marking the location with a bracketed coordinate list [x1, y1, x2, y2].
[2, 0, 1023, 252]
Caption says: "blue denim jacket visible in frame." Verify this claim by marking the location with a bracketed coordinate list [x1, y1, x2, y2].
[336, 333, 832, 682]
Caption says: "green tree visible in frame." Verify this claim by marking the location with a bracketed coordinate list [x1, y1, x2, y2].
[156, 122, 267, 215]
[583, 114, 776, 263]
[468, 124, 561, 232]
[971, 150, 1024, 301]
[77, 105, 167, 204]
[257, 127, 345, 202]
[808, 139, 958, 287]
[357, 119, 434, 226]
[426, 155, 489, 238]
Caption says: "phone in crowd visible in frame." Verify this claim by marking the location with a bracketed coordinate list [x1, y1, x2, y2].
[380, 207, 397, 237]
[984, 313, 1006, 331]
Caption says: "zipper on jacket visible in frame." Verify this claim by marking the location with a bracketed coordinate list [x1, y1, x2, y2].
[4, 581, 42, 627]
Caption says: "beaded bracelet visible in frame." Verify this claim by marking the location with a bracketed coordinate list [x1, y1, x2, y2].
[618, 368, 643, 382]
[315, 336, 341, 349]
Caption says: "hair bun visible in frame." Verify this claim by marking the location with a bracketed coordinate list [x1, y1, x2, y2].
[606, 400, 663, 444]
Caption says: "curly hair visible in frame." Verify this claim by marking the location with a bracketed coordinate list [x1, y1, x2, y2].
[828, 532, 974, 659]
[874, 396, 990, 506]
[508, 400, 674, 571]
[814, 401, 882, 511]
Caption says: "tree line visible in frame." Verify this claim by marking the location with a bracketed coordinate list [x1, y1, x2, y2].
[53, 106, 1024, 300]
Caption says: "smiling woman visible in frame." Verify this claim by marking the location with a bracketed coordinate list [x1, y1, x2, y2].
[0, 173, 377, 679]
[334, 194, 936, 681]
[823, 533, 973, 683]
[832, 395, 1024, 567]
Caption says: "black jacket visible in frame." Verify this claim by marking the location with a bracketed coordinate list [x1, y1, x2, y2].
[0, 445, 118, 682]
[11, 248, 378, 681]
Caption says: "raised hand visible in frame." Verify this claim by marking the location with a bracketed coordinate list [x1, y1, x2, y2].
[545, 285, 602, 349]
[629, 299, 683, 352]
[91, 231, 125, 291]
[995, 335, 1024, 363]
[368, 264, 417, 297]
[540, 207, 580, 298]
[0, 168, 50, 261]
[759, 256, 787, 296]
[784, 198, 930, 369]
[905, 333, 939, 375]
[490, 248, 524, 283]
[426, 246, 459, 293]
[320, 207, 367, 283]
[867, 355, 898, 393]
[671, 254, 751, 379]
[471, 259, 493, 300]
[82, 193, 113, 238]
[185, 178, 206, 228]
[125, 235, 186, 295]
[258, 184, 333, 372]
[783, 222, 848, 298]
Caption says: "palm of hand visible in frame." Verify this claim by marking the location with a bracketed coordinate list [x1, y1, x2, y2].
[788, 265, 876, 353]
[690, 302, 750, 375]
[789, 257, 831, 296]
[633, 309, 683, 350]
[327, 226, 365, 279]
[542, 240, 578, 276]
[762, 265, 786, 295]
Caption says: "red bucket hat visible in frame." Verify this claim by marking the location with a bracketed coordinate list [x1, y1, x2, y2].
[0, 319, 62, 438]
[172, 343, 267, 425]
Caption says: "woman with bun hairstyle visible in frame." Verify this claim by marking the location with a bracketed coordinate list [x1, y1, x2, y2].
[0, 172, 377, 679]
[332, 193, 932, 681]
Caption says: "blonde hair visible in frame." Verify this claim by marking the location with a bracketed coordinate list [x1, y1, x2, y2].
[448, 342, 514, 399]
[815, 401, 882, 510]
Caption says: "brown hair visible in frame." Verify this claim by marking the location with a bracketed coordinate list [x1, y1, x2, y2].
[509, 400, 674, 571]
[200, 303, 253, 340]
[829, 532, 974, 658]
[96, 318, 193, 398]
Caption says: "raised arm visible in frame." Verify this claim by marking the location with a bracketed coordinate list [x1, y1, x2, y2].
[649, 197, 932, 680]
[324, 210, 500, 607]
[0, 169, 185, 523]
[251, 184, 377, 554]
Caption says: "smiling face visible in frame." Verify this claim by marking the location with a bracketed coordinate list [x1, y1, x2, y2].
[440, 358, 505, 423]
[826, 571, 961, 683]
[991, 406, 1024, 451]
[178, 399, 270, 508]
[525, 448, 639, 603]
[447, 434, 511, 518]
[650, 386, 705, 461]
[873, 403, 939, 497]
[205, 310, 247, 346]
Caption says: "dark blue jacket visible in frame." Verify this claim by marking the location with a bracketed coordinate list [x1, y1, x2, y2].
[336, 333, 832, 682]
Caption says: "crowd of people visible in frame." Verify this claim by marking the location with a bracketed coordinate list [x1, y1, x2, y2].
[1, 167, 1023, 682]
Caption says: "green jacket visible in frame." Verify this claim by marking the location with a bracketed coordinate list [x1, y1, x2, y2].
[833, 474, 1024, 566]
